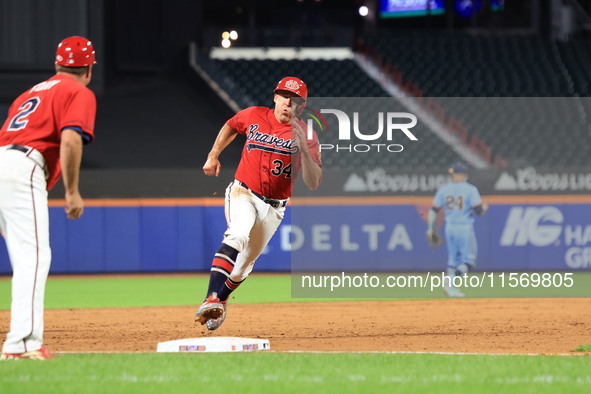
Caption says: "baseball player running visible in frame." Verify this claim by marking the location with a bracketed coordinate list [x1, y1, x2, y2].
[196, 77, 322, 330]
[426, 162, 488, 297]
[0, 37, 97, 360]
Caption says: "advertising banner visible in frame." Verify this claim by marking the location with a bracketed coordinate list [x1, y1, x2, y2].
[1, 199, 589, 273]
[293, 168, 591, 197]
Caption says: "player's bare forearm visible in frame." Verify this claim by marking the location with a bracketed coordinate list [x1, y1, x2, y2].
[60, 128, 84, 219]
[293, 121, 322, 190]
[427, 208, 439, 232]
[203, 124, 239, 176]
[60, 129, 83, 194]
[208, 124, 239, 158]
[301, 153, 322, 190]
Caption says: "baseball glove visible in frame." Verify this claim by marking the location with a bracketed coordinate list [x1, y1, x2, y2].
[426, 231, 443, 249]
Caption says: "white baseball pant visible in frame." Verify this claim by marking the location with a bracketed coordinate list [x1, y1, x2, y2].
[0, 146, 51, 354]
[222, 181, 285, 282]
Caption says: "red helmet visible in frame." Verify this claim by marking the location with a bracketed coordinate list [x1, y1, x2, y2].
[55, 36, 96, 67]
[274, 77, 307, 115]
[274, 77, 308, 100]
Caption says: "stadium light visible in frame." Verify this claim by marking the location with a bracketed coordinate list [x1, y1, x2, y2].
[230, 30, 238, 40]
[222, 31, 230, 40]
[221, 38, 231, 48]
[359, 6, 369, 16]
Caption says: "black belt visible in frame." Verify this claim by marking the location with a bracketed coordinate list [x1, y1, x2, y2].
[237, 181, 288, 208]
[8, 144, 29, 154]
[6, 144, 48, 179]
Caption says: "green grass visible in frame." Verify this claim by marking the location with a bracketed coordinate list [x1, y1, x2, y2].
[572, 344, 591, 352]
[0, 274, 381, 310]
[3, 272, 589, 310]
[0, 274, 293, 310]
[1, 353, 590, 394]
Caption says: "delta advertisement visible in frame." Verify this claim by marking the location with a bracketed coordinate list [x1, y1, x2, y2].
[288, 203, 591, 273]
[0, 201, 589, 274]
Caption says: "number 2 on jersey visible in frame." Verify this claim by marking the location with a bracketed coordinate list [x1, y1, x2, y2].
[7, 97, 41, 131]
[445, 195, 464, 210]
[271, 159, 292, 178]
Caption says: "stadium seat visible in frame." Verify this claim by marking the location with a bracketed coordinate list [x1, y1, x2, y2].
[362, 31, 591, 167]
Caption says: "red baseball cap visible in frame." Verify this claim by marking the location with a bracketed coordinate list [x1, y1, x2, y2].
[274, 77, 308, 100]
[55, 36, 96, 67]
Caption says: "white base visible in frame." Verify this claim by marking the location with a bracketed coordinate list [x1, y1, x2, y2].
[156, 337, 271, 353]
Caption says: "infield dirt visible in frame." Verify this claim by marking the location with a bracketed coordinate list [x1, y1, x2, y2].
[2, 298, 589, 354]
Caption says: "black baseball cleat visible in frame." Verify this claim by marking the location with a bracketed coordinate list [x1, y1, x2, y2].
[195, 293, 225, 325]
[205, 301, 227, 331]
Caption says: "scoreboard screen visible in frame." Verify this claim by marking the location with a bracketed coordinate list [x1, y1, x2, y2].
[379, 0, 445, 18]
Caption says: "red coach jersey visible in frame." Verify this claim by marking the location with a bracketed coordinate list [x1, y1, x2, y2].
[228, 106, 322, 200]
[0, 74, 96, 190]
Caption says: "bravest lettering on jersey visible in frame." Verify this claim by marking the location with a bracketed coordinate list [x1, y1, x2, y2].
[246, 124, 299, 156]
[29, 80, 61, 93]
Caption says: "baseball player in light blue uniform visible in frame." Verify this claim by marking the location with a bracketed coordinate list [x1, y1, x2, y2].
[427, 162, 488, 297]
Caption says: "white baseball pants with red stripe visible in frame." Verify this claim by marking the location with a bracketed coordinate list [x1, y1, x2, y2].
[0, 147, 51, 354]
[222, 181, 285, 282]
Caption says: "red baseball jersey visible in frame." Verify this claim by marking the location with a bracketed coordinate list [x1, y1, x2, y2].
[227, 106, 322, 200]
[0, 74, 96, 190]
